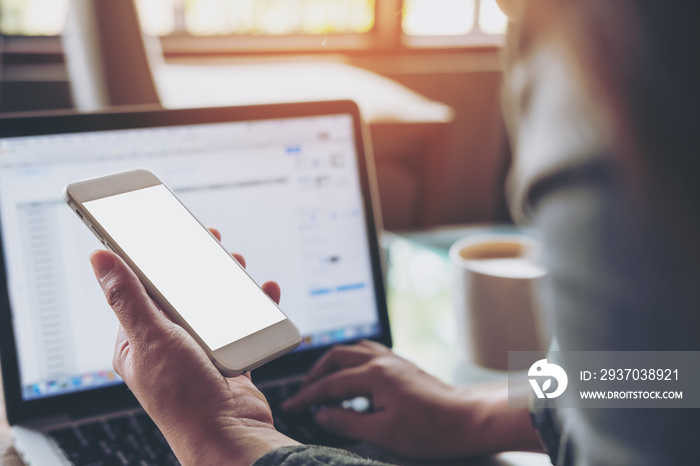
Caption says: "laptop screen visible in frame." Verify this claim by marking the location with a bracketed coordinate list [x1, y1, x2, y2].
[0, 113, 382, 402]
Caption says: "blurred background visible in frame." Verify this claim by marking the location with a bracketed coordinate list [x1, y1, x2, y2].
[0, 0, 511, 230]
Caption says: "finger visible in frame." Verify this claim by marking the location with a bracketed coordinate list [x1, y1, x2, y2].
[208, 227, 222, 241]
[204, 229, 247, 270]
[357, 339, 391, 353]
[315, 407, 380, 441]
[283, 365, 371, 412]
[232, 253, 246, 268]
[303, 345, 380, 387]
[227, 254, 278, 304]
[90, 250, 170, 343]
[262, 281, 281, 305]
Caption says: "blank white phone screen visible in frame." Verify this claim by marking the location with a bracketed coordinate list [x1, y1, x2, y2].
[83, 184, 285, 351]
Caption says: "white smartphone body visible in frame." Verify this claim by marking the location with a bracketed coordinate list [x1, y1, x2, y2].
[64, 169, 301, 377]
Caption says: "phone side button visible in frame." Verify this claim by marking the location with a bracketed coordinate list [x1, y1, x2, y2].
[90, 225, 104, 242]
[104, 242, 115, 252]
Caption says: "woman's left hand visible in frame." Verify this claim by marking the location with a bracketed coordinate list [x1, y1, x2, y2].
[89, 228, 298, 466]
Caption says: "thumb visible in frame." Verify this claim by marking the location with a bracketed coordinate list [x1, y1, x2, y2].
[315, 407, 378, 441]
[90, 249, 170, 343]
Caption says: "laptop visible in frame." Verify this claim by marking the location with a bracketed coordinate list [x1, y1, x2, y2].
[0, 101, 391, 465]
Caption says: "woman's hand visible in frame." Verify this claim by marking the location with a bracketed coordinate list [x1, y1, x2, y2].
[89, 228, 298, 466]
[283, 340, 542, 459]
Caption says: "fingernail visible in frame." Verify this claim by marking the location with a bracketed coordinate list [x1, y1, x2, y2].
[90, 251, 115, 278]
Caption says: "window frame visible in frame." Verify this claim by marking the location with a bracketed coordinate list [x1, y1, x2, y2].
[159, 0, 504, 56]
[0, 0, 505, 58]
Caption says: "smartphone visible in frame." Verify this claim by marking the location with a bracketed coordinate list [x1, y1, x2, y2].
[64, 169, 301, 377]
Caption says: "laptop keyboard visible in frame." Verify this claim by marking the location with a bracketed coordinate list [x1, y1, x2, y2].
[48, 379, 352, 465]
[48, 412, 178, 466]
[260, 378, 354, 447]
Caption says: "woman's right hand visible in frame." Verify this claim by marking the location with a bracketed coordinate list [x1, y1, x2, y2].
[283, 340, 542, 459]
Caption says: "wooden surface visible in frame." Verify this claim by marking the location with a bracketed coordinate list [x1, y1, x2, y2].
[0, 373, 23, 466]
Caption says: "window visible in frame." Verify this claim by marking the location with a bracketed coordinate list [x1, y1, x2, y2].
[0, 0, 506, 49]
[134, 0, 376, 37]
[0, 0, 68, 36]
[401, 0, 506, 47]
[181, 0, 374, 36]
[403, 0, 476, 36]
[478, 0, 508, 35]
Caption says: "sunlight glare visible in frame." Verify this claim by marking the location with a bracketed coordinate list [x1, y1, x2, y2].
[479, 0, 507, 35]
[0, 0, 68, 35]
[184, 0, 373, 36]
[136, 0, 176, 36]
[403, 0, 475, 36]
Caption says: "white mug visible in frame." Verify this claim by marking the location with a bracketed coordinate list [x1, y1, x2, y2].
[449, 234, 549, 370]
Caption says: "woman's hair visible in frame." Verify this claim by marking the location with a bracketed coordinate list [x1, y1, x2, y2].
[520, 1, 700, 246]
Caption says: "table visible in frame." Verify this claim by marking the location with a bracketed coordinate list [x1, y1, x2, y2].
[383, 223, 532, 384]
[0, 376, 22, 466]
[0, 224, 550, 465]
[371, 225, 551, 465]
[156, 60, 455, 230]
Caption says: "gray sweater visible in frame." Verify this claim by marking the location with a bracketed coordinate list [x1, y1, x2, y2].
[254, 445, 387, 466]
[258, 26, 700, 466]
[506, 31, 700, 466]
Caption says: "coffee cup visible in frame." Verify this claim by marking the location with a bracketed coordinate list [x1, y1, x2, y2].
[449, 234, 548, 370]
